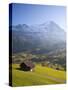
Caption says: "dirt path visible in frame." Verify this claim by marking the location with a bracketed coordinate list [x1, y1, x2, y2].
[32, 72, 66, 83]
[44, 73, 66, 83]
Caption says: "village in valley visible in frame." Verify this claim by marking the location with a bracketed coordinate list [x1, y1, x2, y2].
[12, 51, 66, 72]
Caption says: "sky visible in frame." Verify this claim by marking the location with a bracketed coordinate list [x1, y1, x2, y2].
[11, 3, 66, 30]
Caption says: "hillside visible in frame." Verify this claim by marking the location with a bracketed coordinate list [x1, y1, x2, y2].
[12, 64, 66, 87]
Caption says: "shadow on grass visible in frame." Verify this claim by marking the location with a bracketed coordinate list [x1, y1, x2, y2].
[16, 68, 30, 72]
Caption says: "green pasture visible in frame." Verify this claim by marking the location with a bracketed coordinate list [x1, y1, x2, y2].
[12, 64, 66, 87]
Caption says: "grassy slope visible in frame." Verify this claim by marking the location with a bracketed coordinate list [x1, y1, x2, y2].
[12, 64, 66, 87]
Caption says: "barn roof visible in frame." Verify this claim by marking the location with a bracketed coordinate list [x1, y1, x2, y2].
[23, 60, 35, 68]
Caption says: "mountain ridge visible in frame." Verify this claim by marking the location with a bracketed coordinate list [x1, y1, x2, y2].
[10, 21, 66, 54]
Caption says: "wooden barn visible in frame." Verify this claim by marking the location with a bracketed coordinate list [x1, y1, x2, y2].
[20, 61, 35, 71]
